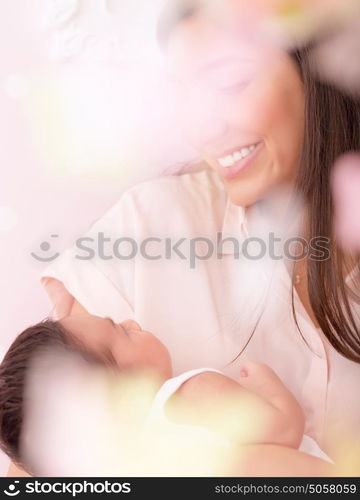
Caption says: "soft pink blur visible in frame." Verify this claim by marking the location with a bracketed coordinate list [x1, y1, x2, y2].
[332, 153, 360, 250]
[2, 0, 360, 476]
[0, 0, 194, 475]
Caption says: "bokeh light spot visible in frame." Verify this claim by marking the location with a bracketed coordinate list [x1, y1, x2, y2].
[3, 74, 29, 100]
[0, 206, 18, 232]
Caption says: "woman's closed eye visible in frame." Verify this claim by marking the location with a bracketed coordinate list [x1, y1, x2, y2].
[217, 79, 250, 95]
[202, 68, 253, 96]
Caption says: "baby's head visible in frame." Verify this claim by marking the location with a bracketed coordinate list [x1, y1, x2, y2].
[0, 314, 172, 468]
[59, 314, 172, 380]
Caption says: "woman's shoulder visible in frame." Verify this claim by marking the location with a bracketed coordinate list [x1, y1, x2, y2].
[105, 167, 228, 231]
[125, 166, 225, 203]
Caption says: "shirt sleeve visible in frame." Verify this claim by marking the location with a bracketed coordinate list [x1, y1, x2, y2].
[298, 434, 334, 463]
[146, 368, 224, 427]
[41, 190, 139, 322]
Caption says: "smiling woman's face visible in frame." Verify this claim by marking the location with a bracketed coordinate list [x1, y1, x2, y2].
[167, 12, 305, 207]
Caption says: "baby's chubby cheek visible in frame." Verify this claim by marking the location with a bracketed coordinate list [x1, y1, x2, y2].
[151, 339, 173, 381]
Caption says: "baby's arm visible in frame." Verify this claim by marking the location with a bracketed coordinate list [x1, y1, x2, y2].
[165, 362, 304, 448]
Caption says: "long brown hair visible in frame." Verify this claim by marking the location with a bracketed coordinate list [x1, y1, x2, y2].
[292, 47, 360, 362]
[0, 319, 118, 468]
[159, 4, 360, 363]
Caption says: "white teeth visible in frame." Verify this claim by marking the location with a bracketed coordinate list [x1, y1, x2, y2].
[218, 143, 259, 168]
[219, 155, 235, 167]
[233, 151, 242, 162]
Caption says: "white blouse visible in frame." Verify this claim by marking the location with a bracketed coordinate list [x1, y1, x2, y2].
[41, 168, 360, 457]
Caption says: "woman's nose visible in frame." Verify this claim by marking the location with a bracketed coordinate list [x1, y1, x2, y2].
[193, 115, 228, 148]
[174, 81, 229, 148]
[185, 99, 229, 148]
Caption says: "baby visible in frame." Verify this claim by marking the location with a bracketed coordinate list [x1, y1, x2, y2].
[0, 314, 332, 476]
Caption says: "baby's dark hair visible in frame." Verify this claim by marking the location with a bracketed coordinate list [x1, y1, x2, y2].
[0, 319, 117, 470]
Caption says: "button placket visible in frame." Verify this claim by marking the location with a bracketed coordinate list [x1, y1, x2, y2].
[298, 316, 329, 442]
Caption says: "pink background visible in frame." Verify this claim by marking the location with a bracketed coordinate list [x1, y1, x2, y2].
[0, 0, 194, 475]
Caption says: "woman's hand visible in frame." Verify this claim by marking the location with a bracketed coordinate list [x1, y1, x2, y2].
[70, 299, 89, 316]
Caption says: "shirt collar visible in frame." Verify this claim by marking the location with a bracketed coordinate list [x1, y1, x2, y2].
[220, 197, 249, 255]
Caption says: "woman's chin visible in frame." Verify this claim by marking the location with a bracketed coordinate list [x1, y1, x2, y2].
[226, 185, 264, 208]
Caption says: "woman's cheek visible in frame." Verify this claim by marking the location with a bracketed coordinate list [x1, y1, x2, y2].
[224, 74, 279, 136]
[245, 74, 303, 176]
[269, 88, 304, 177]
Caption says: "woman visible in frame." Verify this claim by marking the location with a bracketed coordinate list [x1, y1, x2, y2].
[9, 0, 360, 475]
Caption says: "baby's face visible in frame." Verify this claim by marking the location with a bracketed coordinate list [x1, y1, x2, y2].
[60, 315, 172, 381]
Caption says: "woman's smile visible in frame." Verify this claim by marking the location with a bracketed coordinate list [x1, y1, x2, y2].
[167, 14, 305, 207]
[216, 140, 264, 180]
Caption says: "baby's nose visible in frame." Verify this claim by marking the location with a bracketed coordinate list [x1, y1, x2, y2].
[120, 319, 142, 331]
